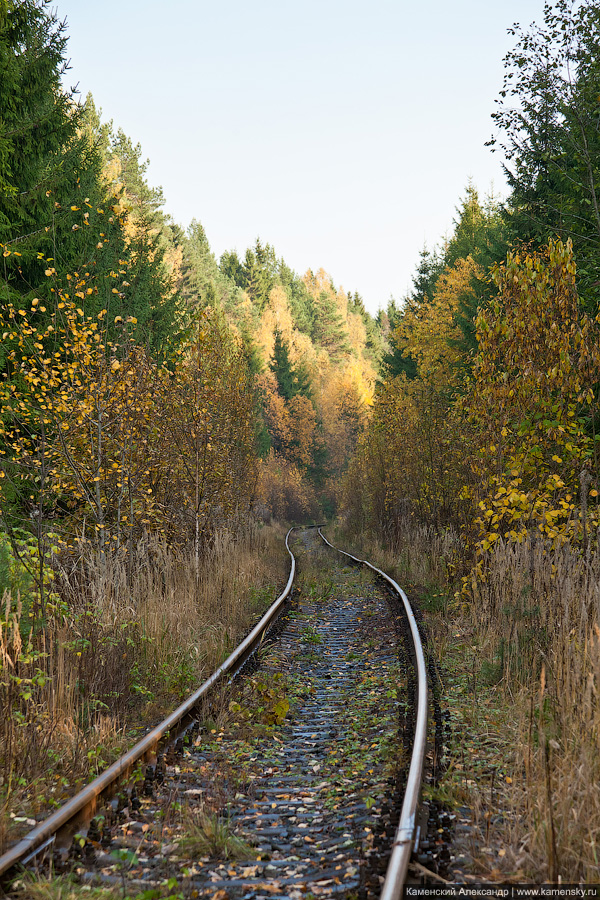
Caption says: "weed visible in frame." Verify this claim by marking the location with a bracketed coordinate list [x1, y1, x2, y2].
[179, 804, 254, 860]
[9, 873, 120, 898]
[301, 625, 323, 644]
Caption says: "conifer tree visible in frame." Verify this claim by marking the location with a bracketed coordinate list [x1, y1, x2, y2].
[311, 290, 350, 359]
[491, 0, 600, 307]
[269, 329, 311, 400]
[279, 261, 314, 335]
[0, 1, 115, 307]
[181, 220, 242, 314]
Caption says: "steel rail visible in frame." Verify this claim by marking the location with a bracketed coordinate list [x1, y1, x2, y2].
[317, 529, 428, 900]
[0, 528, 297, 882]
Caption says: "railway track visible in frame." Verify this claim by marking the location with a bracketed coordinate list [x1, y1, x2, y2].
[0, 527, 428, 899]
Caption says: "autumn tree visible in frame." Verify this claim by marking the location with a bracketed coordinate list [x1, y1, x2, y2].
[394, 255, 483, 392]
[0, 263, 163, 559]
[155, 311, 258, 555]
[466, 239, 600, 551]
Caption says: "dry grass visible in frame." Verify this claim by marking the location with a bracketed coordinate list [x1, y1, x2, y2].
[0, 519, 289, 852]
[333, 517, 459, 595]
[179, 802, 254, 860]
[9, 875, 120, 899]
[472, 538, 600, 882]
[338, 517, 600, 882]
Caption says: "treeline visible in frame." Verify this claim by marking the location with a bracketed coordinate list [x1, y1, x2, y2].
[0, 0, 387, 591]
[181, 228, 385, 520]
[345, 0, 600, 565]
[0, 2, 258, 572]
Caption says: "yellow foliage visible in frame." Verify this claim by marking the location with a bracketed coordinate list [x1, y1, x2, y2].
[395, 255, 482, 390]
[465, 239, 600, 555]
[0, 267, 257, 551]
[258, 452, 319, 523]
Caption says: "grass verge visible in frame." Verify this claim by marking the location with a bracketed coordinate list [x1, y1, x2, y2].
[334, 519, 600, 883]
[0, 520, 289, 853]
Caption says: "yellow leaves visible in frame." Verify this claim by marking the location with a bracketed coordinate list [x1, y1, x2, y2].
[1, 280, 258, 551]
[481, 533, 499, 552]
[466, 238, 600, 558]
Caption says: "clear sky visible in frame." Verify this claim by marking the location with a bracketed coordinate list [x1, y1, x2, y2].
[53, 0, 544, 313]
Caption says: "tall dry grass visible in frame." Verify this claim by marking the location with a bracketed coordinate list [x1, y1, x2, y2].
[0, 520, 288, 851]
[474, 537, 600, 882]
[335, 516, 460, 592]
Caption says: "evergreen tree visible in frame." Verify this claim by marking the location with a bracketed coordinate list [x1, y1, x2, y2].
[279, 261, 314, 334]
[181, 221, 244, 319]
[0, 1, 118, 307]
[181, 219, 219, 308]
[240, 240, 277, 310]
[446, 186, 509, 365]
[0, 0, 75, 245]
[269, 329, 311, 400]
[491, 0, 600, 308]
[410, 244, 444, 308]
[311, 290, 350, 359]
[380, 298, 418, 380]
[219, 249, 245, 287]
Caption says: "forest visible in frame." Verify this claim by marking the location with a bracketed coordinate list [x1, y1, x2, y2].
[2, 0, 600, 886]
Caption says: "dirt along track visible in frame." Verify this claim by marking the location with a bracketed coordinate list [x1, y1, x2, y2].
[9, 529, 413, 899]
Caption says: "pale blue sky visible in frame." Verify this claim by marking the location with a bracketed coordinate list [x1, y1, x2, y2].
[54, 0, 544, 313]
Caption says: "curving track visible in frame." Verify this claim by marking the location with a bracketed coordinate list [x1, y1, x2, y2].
[0, 526, 428, 899]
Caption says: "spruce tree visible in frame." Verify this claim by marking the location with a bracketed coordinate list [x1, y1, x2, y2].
[311, 290, 350, 359]
[270, 329, 311, 400]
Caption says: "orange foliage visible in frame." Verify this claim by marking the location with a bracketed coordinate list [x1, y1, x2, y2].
[258, 452, 319, 523]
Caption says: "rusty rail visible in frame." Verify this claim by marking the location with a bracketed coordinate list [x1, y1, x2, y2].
[0, 528, 297, 883]
[317, 529, 428, 900]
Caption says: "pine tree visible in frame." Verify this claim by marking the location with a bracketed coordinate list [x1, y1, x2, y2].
[0, 1, 76, 243]
[490, 0, 600, 307]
